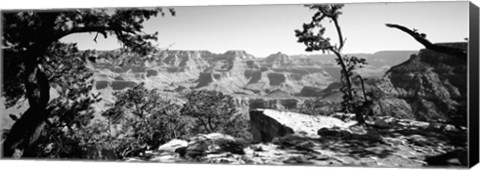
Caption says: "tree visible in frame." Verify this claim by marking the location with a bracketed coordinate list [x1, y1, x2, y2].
[2, 8, 173, 157]
[35, 43, 100, 158]
[295, 4, 368, 124]
[102, 83, 190, 158]
[4, 42, 101, 158]
[181, 90, 243, 135]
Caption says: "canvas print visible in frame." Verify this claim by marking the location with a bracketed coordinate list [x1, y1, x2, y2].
[0, 1, 478, 168]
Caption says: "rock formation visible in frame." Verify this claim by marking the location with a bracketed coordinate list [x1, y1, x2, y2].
[379, 43, 467, 124]
[249, 109, 294, 143]
[249, 109, 353, 143]
[305, 43, 467, 123]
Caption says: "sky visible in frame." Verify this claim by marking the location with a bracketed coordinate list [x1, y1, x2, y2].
[60, 1, 470, 57]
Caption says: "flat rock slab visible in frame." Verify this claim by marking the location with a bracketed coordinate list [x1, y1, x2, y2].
[250, 109, 355, 143]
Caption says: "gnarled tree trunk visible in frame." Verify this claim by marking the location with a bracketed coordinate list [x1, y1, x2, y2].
[3, 46, 51, 158]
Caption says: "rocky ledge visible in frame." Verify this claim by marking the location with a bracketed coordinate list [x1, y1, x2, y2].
[126, 109, 467, 167]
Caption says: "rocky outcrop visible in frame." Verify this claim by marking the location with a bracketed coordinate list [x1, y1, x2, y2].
[146, 133, 247, 162]
[249, 109, 294, 143]
[157, 139, 188, 153]
[249, 109, 353, 143]
[307, 43, 466, 122]
[128, 115, 467, 167]
[183, 133, 245, 158]
[317, 127, 352, 139]
[380, 43, 467, 123]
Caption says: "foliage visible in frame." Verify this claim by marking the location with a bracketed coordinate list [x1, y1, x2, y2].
[2, 48, 25, 108]
[2, 8, 171, 107]
[2, 8, 173, 157]
[299, 98, 337, 116]
[295, 4, 345, 53]
[181, 90, 251, 141]
[33, 82, 193, 159]
[295, 4, 369, 124]
[222, 114, 253, 142]
[101, 83, 191, 158]
[25, 42, 101, 158]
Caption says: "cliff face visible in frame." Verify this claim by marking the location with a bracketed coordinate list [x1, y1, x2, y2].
[92, 50, 336, 96]
[88, 45, 468, 123]
[89, 50, 340, 114]
[305, 43, 467, 122]
[380, 43, 467, 123]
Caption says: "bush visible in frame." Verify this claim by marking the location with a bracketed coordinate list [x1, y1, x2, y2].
[101, 83, 191, 158]
[222, 113, 252, 142]
[299, 98, 336, 116]
[181, 90, 251, 141]
[35, 82, 192, 159]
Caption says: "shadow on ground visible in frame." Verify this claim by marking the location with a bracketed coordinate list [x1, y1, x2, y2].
[271, 122, 467, 167]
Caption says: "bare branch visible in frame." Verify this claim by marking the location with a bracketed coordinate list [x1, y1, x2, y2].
[386, 23, 466, 59]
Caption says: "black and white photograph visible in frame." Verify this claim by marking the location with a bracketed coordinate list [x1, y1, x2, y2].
[1, 0, 479, 169]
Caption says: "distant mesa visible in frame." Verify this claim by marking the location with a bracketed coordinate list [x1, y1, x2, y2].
[264, 52, 292, 68]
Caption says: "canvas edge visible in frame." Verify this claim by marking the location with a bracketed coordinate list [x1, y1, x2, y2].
[469, 1, 480, 168]
[0, 1, 476, 169]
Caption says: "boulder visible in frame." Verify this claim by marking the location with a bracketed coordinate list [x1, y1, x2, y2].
[374, 118, 392, 129]
[250, 109, 294, 143]
[157, 139, 188, 153]
[184, 133, 245, 158]
[317, 127, 352, 139]
[249, 109, 352, 143]
[407, 134, 433, 146]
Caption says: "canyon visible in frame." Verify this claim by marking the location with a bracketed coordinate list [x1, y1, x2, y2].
[90, 49, 417, 115]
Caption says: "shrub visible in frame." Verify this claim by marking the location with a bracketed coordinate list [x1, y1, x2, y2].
[35, 82, 192, 159]
[101, 83, 191, 158]
[181, 90, 251, 141]
[299, 98, 338, 116]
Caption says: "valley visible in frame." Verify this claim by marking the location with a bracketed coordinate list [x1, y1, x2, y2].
[90, 49, 416, 114]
